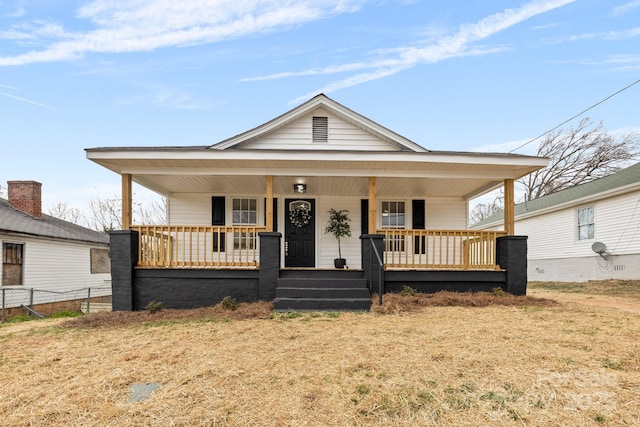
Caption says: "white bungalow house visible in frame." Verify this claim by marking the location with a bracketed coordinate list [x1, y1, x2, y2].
[86, 94, 547, 311]
[1, 181, 111, 317]
[473, 162, 640, 282]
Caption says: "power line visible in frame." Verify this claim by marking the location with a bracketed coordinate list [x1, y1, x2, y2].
[510, 78, 640, 153]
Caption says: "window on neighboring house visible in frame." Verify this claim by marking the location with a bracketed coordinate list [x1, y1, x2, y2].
[577, 206, 594, 240]
[232, 198, 257, 250]
[312, 116, 328, 143]
[2, 242, 24, 286]
[381, 201, 405, 251]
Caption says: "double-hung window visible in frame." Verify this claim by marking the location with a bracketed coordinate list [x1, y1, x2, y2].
[577, 206, 594, 240]
[381, 201, 405, 251]
[232, 198, 257, 250]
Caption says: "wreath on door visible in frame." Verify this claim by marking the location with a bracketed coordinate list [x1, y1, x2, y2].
[289, 202, 312, 228]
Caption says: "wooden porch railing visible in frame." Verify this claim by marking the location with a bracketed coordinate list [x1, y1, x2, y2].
[131, 225, 267, 268]
[377, 229, 507, 270]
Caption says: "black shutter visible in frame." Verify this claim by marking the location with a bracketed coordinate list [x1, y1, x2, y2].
[212, 197, 225, 225]
[412, 200, 426, 254]
[212, 196, 225, 251]
[361, 199, 369, 236]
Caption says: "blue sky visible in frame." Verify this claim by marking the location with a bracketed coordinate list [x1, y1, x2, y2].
[1, 0, 639, 216]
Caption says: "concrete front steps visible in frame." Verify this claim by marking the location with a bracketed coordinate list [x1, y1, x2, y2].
[273, 269, 372, 312]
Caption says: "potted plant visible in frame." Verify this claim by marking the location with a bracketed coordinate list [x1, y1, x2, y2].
[325, 208, 351, 268]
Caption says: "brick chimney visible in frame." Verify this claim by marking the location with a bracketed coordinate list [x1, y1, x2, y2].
[8, 181, 42, 219]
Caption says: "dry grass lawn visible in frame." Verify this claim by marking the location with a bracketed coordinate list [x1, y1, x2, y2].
[0, 283, 638, 426]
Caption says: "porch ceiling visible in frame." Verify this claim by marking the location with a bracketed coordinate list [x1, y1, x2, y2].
[86, 148, 547, 200]
[133, 175, 501, 199]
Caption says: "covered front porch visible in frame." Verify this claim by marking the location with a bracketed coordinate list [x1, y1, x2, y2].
[100, 157, 537, 312]
[116, 170, 521, 272]
[110, 172, 526, 312]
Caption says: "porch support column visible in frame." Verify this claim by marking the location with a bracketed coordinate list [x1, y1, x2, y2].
[504, 178, 515, 236]
[109, 230, 138, 311]
[265, 176, 274, 232]
[258, 232, 281, 300]
[497, 235, 528, 295]
[122, 173, 132, 230]
[368, 177, 377, 234]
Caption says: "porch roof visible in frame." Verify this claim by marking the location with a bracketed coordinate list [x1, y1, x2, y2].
[85, 147, 546, 200]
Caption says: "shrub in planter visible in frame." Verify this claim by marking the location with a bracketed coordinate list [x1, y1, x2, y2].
[324, 208, 351, 268]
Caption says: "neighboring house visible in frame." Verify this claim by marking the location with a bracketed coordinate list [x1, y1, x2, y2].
[86, 94, 547, 311]
[0, 181, 111, 315]
[473, 162, 640, 282]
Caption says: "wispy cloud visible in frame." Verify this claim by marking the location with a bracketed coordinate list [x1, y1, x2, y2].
[0, 0, 367, 67]
[472, 138, 540, 155]
[0, 91, 60, 111]
[562, 54, 640, 72]
[612, 1, 640, 16]
[1, 1, 26, 18]
[280, 0, 576, 104]
[562, 28, 640, 42]
[117, 86, 213, 111]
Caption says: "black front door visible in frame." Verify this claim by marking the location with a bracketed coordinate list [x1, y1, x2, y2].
[285, 198, 315, 267]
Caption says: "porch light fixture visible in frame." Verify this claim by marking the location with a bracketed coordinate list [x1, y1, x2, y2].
[294, 183, 307, 193]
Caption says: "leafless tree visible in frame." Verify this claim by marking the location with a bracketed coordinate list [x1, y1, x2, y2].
[47, 202, 82, 224]
[469, 199, 503, 225]
[85, 195, 166, 232]
[87, 196, 122, 233]
[470, 119, 639, 224]
[135, 197, 167, 225]
[521, 118, 640, 201]
[0, 184, 7, 199]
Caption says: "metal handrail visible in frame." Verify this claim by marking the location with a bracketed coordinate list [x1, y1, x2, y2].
[368, 237, 385, 305]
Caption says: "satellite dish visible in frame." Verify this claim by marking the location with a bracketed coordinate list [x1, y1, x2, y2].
[591, 242, 608, 256]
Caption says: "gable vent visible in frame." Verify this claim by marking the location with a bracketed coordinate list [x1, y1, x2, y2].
[312, 116, 328, 143]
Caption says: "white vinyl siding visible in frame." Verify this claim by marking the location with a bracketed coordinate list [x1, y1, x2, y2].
[169, 193, 473, 269]
[169, 194, 264, 226]
[516, 191, 640, 260]
[0, 233, 111, 307]
[243, 108, 398, 151]
[425, 197, 468, 229]
[168, 194, 214, 225]
[522, 191, 640, 282]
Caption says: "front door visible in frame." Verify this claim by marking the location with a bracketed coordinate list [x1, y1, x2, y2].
[285, 198, 315, 267]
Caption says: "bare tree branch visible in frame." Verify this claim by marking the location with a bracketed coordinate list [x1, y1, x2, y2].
[47, 202, 82, 224]
[521, 118, 640, 200]
[469, 199, 503, 225]
[85, 194, 166, 232]
[87, 197, 122, 233]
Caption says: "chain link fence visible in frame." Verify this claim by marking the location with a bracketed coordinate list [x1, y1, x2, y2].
[1, 285, 112, 321]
